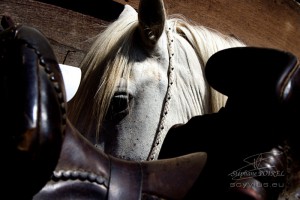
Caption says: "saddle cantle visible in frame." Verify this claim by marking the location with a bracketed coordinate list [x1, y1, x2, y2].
[0, 17, 66, 199]
[0, 16, 207, 200]
[205, 47, 299, 107]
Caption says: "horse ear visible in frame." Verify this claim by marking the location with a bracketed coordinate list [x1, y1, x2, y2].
[138, 0, 166, 47]
[118, 5, 137, 19]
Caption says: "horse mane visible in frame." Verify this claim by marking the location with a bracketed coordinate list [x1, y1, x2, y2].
[67, 11, 139, 142]
[67, 10, 245, 142]
[168, 15, 245, 112]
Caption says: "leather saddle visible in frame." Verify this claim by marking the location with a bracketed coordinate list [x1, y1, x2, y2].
[34, 120, 206, 200]
[205, 46, 300, 165]
[159, 47, 300, 200]
[0, 16, 207, 200]
[205, 46, 300, 111]
[205, 47, 300, 200]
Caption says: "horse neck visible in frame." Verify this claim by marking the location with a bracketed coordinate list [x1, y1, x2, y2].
[147, 23, 209, 160]
[178, 19, 246, 112]
[147, 20, 246, 160]
[174, 19, 246, 64]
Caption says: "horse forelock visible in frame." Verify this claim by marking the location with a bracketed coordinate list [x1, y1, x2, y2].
[68, 12, 139, 141]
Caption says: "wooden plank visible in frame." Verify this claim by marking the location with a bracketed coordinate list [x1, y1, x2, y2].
[114, 0, 139, 9]
[0, 0, 109, 67]
[37, 0, 124, 21]
[1, 0, 299, 63]
[114, 0, 300, 59]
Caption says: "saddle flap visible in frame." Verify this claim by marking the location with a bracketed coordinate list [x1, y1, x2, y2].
[141, 152, 207, 199]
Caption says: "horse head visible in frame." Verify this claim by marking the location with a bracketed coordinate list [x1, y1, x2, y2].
[0, 17, 207, 199]
[68, 0, 245, 161]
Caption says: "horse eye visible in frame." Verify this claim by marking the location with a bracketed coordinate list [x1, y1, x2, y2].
[106, 93, 132, 122]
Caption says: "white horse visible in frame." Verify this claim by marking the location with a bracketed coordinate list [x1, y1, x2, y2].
[67, 0, 245, 161]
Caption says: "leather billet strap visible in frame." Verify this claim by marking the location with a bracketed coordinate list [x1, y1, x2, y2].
[108, 155, 142, 200]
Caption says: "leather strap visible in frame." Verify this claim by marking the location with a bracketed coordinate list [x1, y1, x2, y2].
[108, 156, 142, 200]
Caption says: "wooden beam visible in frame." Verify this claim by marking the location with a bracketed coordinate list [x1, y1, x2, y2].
[113, 0, 300, 59]
[0, 0, 108, 67]
[1, 0, 299, 63]
[114, 0, 139, 9]
[37, 0, 124, 21]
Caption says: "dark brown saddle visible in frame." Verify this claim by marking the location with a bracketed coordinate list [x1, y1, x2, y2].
[205, 46, 300, 169]
[159, 47, 300, 200]
[0, 16, 206, 200]
[205, 46, 300, 111]
[34, 120, 206, 200]
[204, 47, 300, 200]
